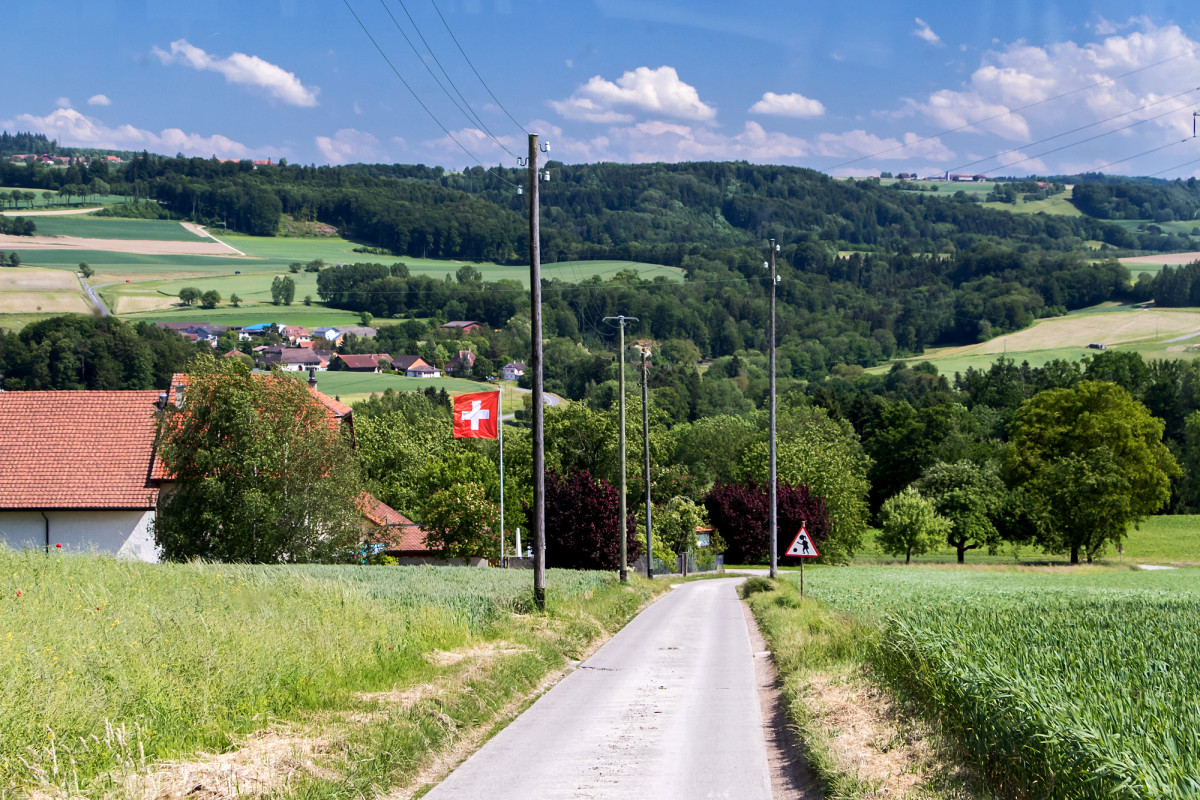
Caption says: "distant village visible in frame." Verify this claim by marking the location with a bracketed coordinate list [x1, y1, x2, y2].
[156, 318, 527, 381]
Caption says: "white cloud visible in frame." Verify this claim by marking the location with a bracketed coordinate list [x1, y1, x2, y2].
[8, 107, 260, 159]
[914, 18, 942, 46]
[549, 66, 716, 123]
[915, 90, 1031, 140]
[56, 97, 71, 109]
[315, 129, 380, 165]
[995, 148, 1048, 173]
[424, 127, 519, 156]
[605, 120, 809, 163]
[152, 39, 319, 107]
[87, 94, 111, 107]
[814, 129, 955, 161]
[910, 19, 1200, 150]
[749, 92, 825, 118]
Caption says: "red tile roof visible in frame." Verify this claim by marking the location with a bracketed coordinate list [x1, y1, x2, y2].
[358, 493, 430, 553]
[0, 391, 162, 509]
[335, 354, 392, 370]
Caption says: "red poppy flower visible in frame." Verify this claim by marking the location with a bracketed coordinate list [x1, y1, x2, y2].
[55, 543, 62, 548]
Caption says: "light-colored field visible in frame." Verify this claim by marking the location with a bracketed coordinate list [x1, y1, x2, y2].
[876, 306, 1200, 376]
[944, 307, 1200, 356]
[1120, 251, 1200, 268]
[0, 267, 90, 314]
[0, 232, 241, 256]
[0, 206, 104, 217]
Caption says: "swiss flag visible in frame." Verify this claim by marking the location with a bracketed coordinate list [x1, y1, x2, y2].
[453, 391, 499, 439]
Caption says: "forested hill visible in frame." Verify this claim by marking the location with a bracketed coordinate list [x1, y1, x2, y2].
[1, 151, 1194, 258]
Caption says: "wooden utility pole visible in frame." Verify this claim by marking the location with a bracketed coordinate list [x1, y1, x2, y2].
[604, 314, 638, 582]
[528, 134, 546, 609]
[768, 240, 779, 580]
[642, 348, 652, 579]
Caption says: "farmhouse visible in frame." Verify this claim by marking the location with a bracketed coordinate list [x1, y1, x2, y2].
[257, 347, 329, 371]
[391, 355, 441, 377]
[312, 327, 345, 344]
[0, 391, 162, 560]
[440, 320, 484, 334]
[332, 353, 392, 372]
[0, 374, 410, 563]
[337, 325, 378, 339]
[502, 360, 526, 381]
[446, 349, 475, 377]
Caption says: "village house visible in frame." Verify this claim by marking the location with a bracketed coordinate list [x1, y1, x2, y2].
[337, 325, 378, 339]
[0, 391, 163, 560]
[390, 355, 441, 378]
[0, 377, 421, 563]
[312, 327, 346, 345]
[278, 325, 311, 345]
[446, 349, 476, 377]
[440, 320, 484, 335]
[332, 353, 393, 373]
[502, 360, 526, 381]
[256, 347, 329, 371]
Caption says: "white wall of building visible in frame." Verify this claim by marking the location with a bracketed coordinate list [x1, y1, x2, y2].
[0, 510, 159, 562]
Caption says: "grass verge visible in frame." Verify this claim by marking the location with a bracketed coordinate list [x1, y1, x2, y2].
[742, 576, 990, 799]
[1, 549, 668, 799]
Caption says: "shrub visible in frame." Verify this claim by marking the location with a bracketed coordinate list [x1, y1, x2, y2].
[530, 469, 642, 571]
[704, 479, 830, 563]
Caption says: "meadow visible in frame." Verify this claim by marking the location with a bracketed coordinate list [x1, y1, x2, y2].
[747, 565, 1200, 798]
[315, 370, 490, 405]
[872, 304, 1200, 376]
[25, 216, 204, 242]
[0, 549, 663, 798]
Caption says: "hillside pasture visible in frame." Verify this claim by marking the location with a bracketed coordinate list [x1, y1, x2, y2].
[0, 267, 90, 314]
[314, 370, 489, 404]
[879, 306, 1200, 376]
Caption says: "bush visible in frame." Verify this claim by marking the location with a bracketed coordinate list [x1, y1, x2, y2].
[704, 479, 830, 563]
[530, 469, 642, 571]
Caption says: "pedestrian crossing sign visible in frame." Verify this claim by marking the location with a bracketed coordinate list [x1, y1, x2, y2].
[785, 525, 819, 557]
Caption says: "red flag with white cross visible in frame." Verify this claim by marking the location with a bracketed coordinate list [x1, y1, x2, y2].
[452, 391, 499, 439]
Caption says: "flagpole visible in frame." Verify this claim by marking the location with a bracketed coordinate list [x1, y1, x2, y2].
[498, 387, 505, 569]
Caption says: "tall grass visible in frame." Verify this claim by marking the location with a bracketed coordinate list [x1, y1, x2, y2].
[795, 567, 1200, 798]
[0, 548, 616, 795]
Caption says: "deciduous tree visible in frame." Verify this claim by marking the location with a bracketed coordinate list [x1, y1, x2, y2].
[1005, 381, 1178, 563]
[877, 487, 951, 563]
[154, 354, 363, 563]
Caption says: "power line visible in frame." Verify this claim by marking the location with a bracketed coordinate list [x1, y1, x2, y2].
[944, 87, 1200, 176]
[342, 0, 518, 187]
[827, 45, 1200, 172]
[430, 0, 530, 137]
[973, 111, 1196, 178]
[379, 0, 520, 159]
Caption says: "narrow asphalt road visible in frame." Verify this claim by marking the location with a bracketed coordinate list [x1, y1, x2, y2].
[424, 578, 771, 799]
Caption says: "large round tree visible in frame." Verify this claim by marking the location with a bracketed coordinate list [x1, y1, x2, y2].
[1005, 381, 1178, 564]
[154, 355, 363, 563]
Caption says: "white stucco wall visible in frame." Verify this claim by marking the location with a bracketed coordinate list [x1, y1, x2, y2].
[0, 510, 159, 562]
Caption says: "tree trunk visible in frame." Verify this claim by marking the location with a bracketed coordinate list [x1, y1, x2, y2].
[1071, 543, 1080, 564]
[957, 546, 965, 564]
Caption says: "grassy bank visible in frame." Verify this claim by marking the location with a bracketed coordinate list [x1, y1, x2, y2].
[747, 566, 1200, 799]
[0, 550, 666, 798]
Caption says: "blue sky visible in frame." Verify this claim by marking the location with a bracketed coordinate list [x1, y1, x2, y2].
[6, 1, 1200, 178]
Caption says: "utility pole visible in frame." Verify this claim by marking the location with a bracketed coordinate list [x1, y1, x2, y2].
[767, 239, 779, 580]
[525, 133, 548, 609]
[642, 348, 653, 579]
[604, 314, 638, 582]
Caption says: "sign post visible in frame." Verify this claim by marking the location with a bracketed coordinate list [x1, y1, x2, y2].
[784, 520, 818, 597]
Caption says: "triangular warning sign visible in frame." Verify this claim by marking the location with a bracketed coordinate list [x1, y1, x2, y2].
[785, 526, 819, 557]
